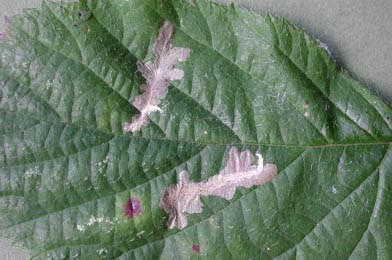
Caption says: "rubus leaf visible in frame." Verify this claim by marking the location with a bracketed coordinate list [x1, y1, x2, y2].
[0, 0, 391, 259]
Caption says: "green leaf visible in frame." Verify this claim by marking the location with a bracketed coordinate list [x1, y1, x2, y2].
[0, 0, 391, 259]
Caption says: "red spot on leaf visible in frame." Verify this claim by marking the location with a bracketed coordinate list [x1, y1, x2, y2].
[1, 16, 10, 40]
[192, 244, 200, 253]
[124, 197, 142, 218]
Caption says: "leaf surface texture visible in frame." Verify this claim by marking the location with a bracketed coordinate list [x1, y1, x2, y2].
[0, 0, 391, 259]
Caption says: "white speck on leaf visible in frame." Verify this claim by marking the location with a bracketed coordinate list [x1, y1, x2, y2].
[136, 230, 145, 236]
[25, 166, 40, 177]
[76, 224, 86, 232]
[97, 248, 108, 255]
[76, 215, 117, 232]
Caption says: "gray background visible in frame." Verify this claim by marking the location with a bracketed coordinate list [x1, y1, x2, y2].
[0, 0, 391, 259]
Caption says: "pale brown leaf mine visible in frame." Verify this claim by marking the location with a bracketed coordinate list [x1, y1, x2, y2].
[160, 147, 277, 229]
[123, 21, 191, 132]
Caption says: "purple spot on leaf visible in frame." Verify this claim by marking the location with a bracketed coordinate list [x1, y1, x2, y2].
[1, 16, 9, 41]
[124, 197, 142, 218]
[192, 244, 200, 253]
[0, 32, 6, 40]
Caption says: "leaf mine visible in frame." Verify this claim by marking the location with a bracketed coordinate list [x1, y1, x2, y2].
[123, 21, 191, 132]
[159, 146, 278, 229]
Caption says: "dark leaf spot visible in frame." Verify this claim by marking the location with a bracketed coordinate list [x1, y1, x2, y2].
[124, 197, 142, 218]
[77, 9, 92, 21]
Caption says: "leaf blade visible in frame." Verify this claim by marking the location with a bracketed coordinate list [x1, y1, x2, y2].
[0, 0, 391, 259]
